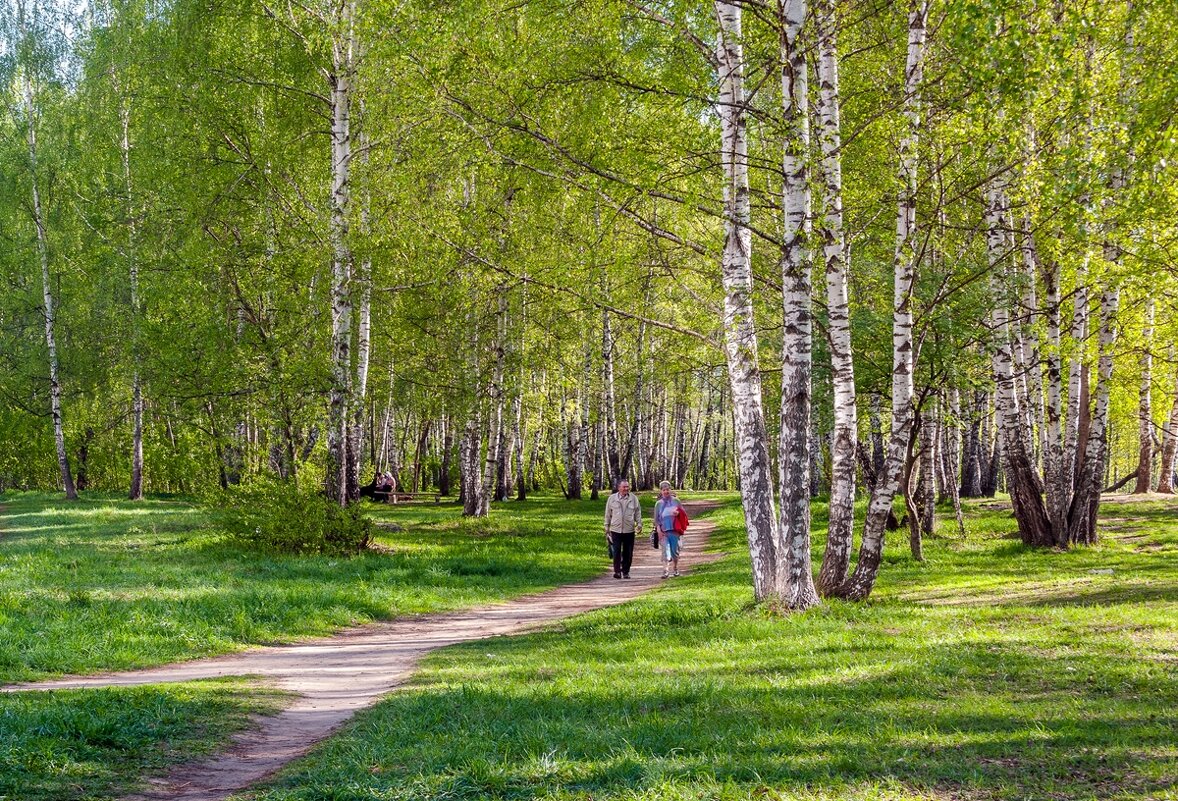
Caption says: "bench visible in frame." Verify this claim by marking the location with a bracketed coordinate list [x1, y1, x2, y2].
[385, 491, 443, 504]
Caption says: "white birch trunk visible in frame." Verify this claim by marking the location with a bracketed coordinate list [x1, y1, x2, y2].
[716, 0, 781, 602]
[1042, 251, 1068, 537]
[119, 90, 144, 500]
[1156, 351, 1178, 494]
[814, 0, 857, 596]
[1067, 284, 1120, 545]
[987, 185, 1053, 547]
[946, 388, 966, 535]
[777, 0, 820, 609]
[19, 12, 76, 500]
[835, 0, 926, 600]
[917, 402, 936, 538]
[1133, 296, 1154, 493]
[1018, 221, 1046, 464]
[325, 1, 356, 504]
[478, 293, 507, 516]
[350, 119, 374, 500]
[601, 305, 621, 486]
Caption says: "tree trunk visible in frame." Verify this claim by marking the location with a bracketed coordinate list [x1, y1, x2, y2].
[917, 401, 936, 538]
[480, 293, 507, 515]
[19, 12, 77, 500]
[833, 0, 925, 601]
[440, 415, 453, 496]
[115, 85, 145, 501]
[1067, 285, 1120, 545]
[959, 390, 983, 497]
[619, 279, 651, 482]
[1133, 297, 1154, 493]
[325, 6, 356, 505]
[716, 0, 781, 603]
[944, 388, 967, 535]
[903, 414, 923, 561]
[1065, 248, 1090, 497]
[1039, 248, 1070, 541]
[1156, 353, 1178, 494]
[777, 0, 820, 609]
[987, 184, 1053, 547]
[814, 0, 858, 596]
[461, 413, 482, 516]
[601, 305, 621, 488]
[348, 121, 374, 503]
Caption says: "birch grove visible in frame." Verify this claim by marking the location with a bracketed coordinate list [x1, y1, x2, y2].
[0, 0, 1174, 605]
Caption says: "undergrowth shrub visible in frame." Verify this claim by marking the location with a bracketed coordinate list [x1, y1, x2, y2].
[222, 481, 374, 555]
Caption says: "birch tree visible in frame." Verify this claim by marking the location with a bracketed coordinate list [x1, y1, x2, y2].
[832, 0, 927, 601]
[813, 0, 858, 596]
[1132, 296, 1154, 493]
[15, 0, 77, 500]
[715, 0, 781, 602]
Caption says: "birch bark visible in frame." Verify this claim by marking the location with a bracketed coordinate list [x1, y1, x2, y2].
[778, 0, 820, 609]
[115, 79, 145, 500]
[1067, 285, 1119, 545]
[1157, 353, 1178, 494]
[601, 305, 621, 487]
[1042, 253, 1068, 538]
[1133, 297, 1154, 493]
[814, 0, 858, 596]
[987, 185, 1052, 547]
[716, 0, 781, 602]
[479, 292, 507, 516]
[834, 0, 926, 601]
[19, 4, 76, 500]
[325, 0, 356, 505]
[917, 402, 936, 537]
[1018, 221, 1046, 464]
[349, 122, 374, 502]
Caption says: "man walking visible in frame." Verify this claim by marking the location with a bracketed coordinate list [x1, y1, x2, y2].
[604, 479, 641, 579]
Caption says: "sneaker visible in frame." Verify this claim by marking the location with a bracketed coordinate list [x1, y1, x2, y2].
[622, 573, 631, 579]
[661, 572, 669, 579]
[673, 571, 681, 577]
[613, 572, 622, 579]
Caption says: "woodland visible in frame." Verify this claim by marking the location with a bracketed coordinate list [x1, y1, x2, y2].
[2, 2, 1178, 798]
[1, 0, 1177, 610]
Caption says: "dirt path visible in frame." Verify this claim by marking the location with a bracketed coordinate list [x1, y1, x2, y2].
[4, 501, 721, 801]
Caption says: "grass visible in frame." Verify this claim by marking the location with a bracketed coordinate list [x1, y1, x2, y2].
[0, 491, 617, 683]
[0, 679, 287, 801]
[234, 496, 1178, 801]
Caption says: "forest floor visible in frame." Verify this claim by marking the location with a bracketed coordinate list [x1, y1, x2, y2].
[1, 492, 1175, 801]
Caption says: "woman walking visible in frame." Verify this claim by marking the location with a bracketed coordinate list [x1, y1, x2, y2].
[654, 481, 686, 578]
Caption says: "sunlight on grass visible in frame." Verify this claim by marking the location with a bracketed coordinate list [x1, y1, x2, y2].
[0, 491, 614, 683]
[0, 679, 287, 801]
[237, 496, 1178, 801]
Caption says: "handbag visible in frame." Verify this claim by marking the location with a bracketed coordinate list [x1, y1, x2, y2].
[608, 538, 617, 560]
[651, 530, 659, 549]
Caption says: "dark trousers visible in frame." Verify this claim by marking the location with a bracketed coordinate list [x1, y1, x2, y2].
[610, 531, 635, 575]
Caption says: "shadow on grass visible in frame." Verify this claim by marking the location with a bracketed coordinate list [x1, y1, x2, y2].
[0, 680, 285, 801]
[252, 631, 1177, 801]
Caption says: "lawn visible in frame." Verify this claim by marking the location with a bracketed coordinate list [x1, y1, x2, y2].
[0, 490, 620, 800]
[0, 679, 287, 801]
[236, 496, 1178, 801]
[0, 491, 613, 683]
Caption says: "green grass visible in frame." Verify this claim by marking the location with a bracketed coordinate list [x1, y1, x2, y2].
[237, 496, 1178, 801]
[0, 679, 287, 801]
[0, 491, 618, 683]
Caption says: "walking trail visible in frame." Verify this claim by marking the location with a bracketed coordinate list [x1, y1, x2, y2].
[4, 500, 721, 801]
